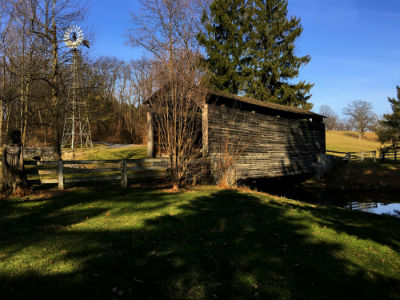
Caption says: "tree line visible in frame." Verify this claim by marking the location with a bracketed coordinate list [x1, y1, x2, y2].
[319, 101, 378, 139]
[0, 0, 154, 158]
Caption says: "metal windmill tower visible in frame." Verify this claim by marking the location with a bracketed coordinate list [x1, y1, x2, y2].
[62, 25, 93, 149]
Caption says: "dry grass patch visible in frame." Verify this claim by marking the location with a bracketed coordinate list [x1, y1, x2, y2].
[326, 131, 382, 153]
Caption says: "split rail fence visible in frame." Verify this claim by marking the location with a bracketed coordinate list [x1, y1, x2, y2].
[348, 202, 378, 211]
[379, 150, 400, 161]
[23, 158, 169, 190]
[326, 150, 377, 162]
[327, 149, 400, 162]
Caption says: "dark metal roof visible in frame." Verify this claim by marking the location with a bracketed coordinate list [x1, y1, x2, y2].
[207, 89, 324, 119]
[146, 84, 324, 119]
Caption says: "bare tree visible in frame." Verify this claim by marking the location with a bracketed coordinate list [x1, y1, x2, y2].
[4, 7, 45, 145]
[319, 105, 338, 131]
[127, 59, 153, 142]
[84, 56, 147, 144]
[4, 0, 88, 159]
[343, 100, 376, 139]
[0, 11, 9, 145]
[334, 118, 353, 131]
[128, 0, 207, 189]
[148, 61, 206, 188]
[1, 0, 176, 149]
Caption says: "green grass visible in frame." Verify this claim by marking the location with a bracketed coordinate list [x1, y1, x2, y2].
[326, 130, 382, 153]
[24, 145, 150, 184]
[1, 186, 399, 299]
[62, 145, 147, 161]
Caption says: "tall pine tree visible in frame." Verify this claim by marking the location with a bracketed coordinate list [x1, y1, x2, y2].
[197, 0, 248, 95]
[198, 0, 313, 109]
[377, 86, 400, 151]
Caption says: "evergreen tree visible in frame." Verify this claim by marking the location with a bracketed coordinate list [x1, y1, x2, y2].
[377, 86, 400, 151]
[197, 0, 248, 95]
[246, 0, 313, 108]
[198, 0, 313, 108]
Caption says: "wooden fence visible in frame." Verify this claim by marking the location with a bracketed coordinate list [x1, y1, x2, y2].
[23, 158, 169, 190]
[380, 150, 400, 161]
[327, 149, 400, 162]
[326, 150, 377, 162]
[348, 202, 378, 211]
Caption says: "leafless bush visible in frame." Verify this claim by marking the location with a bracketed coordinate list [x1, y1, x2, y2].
[128, 0, 207, 189]
[210, 105, 251, 187]
[147, 56, 207, 188]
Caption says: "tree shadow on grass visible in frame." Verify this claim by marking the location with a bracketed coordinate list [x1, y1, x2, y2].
[0, 187, 177, 257]
[277, 198, 400, 253]
[0, 188, 399, 299]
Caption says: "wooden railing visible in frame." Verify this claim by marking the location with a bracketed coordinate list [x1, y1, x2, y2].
[326, 150, 377, 162]
[23, 158, 169, 190]
[379, 150, 400, 161]
[348, 202, 378, 211]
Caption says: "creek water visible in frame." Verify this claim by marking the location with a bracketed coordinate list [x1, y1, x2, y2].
[346, 202, 400, 218]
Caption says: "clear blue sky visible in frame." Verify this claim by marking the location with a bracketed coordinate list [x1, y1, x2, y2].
[86, 0, 400, 116]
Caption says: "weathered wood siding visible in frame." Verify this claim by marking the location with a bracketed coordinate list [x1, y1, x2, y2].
[207, 104, 325, 180]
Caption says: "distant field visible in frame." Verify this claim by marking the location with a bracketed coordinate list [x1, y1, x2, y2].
[326, 131, 382, 153]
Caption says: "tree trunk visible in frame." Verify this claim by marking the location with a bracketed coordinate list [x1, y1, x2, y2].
[22, 82, 29, 145]
[53, 125, 62, 160]
[0, 58, 5, 145]
[5, 103, 10, 136]
[0, 130, 28, 193]
[50, 11, 62, 160]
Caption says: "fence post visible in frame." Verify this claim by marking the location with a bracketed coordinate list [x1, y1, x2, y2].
[121, 159, 128, 189]
[395, 150, 397, 161]
[361, 152, 364, 162]
[345, 152, 351, 161]
[58, 160, 64, 190]
[373, 151, 376, 162]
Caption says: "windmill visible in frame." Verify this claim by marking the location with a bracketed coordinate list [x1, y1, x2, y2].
[61, 25, 93, 149]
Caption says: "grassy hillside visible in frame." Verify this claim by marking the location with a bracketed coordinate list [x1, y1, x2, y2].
[0, 186, 399, 299]
[326, 130, 382, 153]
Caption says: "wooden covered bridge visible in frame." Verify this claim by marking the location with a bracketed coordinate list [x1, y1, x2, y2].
[147, 89, 326, 182]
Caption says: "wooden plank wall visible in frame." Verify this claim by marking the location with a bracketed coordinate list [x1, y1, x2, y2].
[207, 105, 326, 180]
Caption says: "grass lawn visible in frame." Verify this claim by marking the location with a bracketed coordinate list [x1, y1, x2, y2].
[23, 145, 152, 184]
[326, 131, 381, 153]
[62, 145, 147, 161]
[0, 186, 399, 299]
